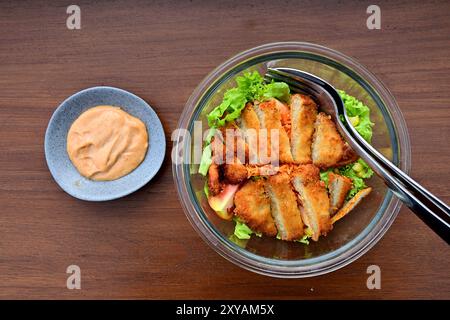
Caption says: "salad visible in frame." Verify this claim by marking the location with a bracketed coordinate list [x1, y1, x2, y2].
[199, 71, 374, 244]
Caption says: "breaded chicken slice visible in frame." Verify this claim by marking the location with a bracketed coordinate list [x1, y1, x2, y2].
[331, 187, 372, 224]
[240, 103, 260, 130]
[290, 94, 318, 164]
[265, 173, 303, 241]
[219, 125, 248, 164]
[272, 98, 291, 135]
[335, 144, 359, 167]
[290, 94, 317, 162]
[311, 113, 346, 168]
[254, 100, 293, 164]
[234, 179, 277, 237]
[328, 172, 353, 215]
[292, 164, 332, 241]
[240, 103, 260, 164]
[223, 162, 248, 184]
[207, 163, 221, 196]
[210, 131, 235, 165]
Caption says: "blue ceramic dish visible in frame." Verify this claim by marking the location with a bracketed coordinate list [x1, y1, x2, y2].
[45, 86, 165, 201]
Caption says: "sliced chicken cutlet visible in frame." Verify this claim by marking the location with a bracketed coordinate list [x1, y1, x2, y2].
[254, 99, 293, 164]
[219, 125, 248, 164]
[240, 103, 261, 130]
[312, 113, 347, 168]
[290, 94, 318, 164]
[239, 103, 260, 164]
[335, 144, 359, 167]
[234, 179, 277, 237]
[223, 161, 248, 184]
[265, 173, 303, 241]
[272, 98, 291, 135]
[331, 187, 372, 224]
[292, 164, 332, 241]
[328, 172, 353, 215]
[207, 163, 221, 196]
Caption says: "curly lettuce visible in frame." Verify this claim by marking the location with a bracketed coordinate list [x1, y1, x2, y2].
[339, 157, 374, 200]
[338, 90, 374, 143]
[233, 218, 261, 240]
[262, 82, 290, 102]
[207, 71, 290, 128]
[207, 88, 247, 128]
[319, 169, 332, 188]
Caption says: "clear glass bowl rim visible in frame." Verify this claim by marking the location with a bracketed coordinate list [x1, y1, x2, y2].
[173, 42, 411, 278]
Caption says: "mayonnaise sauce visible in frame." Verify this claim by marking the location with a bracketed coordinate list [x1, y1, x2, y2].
[67, 105, 148, 181]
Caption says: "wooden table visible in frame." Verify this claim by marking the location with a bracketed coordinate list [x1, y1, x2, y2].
[0, 0, 449, 299]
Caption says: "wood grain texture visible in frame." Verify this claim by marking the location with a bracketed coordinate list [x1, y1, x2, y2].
[0, 0, 449, 299]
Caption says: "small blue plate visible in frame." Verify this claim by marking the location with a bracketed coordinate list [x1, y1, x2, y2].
[45, 86, 166, 201]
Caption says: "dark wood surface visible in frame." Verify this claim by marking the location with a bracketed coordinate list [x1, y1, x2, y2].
[0, 0, 449, 299]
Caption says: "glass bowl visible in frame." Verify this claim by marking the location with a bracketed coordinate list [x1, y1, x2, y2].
[173, 42, 410, 278]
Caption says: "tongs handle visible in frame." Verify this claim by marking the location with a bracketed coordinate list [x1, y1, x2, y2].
[343, 117, 450, 244]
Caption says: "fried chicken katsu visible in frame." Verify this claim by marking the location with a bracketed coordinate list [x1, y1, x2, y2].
[254, 100, 293, 164]
[203, 72, 374, 243]
[290, 94, 317, 164]
[239, 103, 260, 164]
[292, 164, 332, 241]
[266, 173, 304, 241]
[234, 179, 278, 237]
[328, 172, 353, 215]
[311, 113, 347, 168]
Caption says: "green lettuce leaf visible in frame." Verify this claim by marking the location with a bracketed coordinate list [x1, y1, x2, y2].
[234, 220, 253, 240]
[198, 128, 217, 176]
[337, 90, 375, 199]
[319, 169, 333, 188]
[235, 70, 265, 100]
[228, 234, 249, 248]
[207, 88, 247, 128]
[339, 159, 374, 199]
[207, 71, 290, 128]
[198, 144, 212, 176]
[262, 82, 290, 102]
[234, 218, 261, 240]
